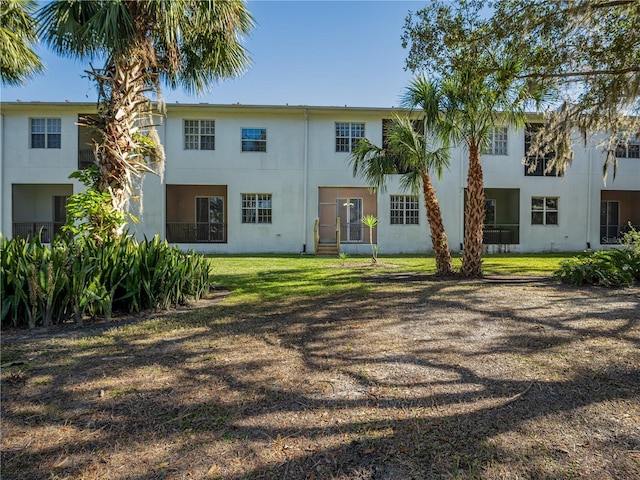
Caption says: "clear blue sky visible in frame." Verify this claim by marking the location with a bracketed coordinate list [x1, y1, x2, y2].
[1, 1, 425, 108]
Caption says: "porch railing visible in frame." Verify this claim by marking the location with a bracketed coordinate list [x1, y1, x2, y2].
[78, 148, 95, 170]
[166, 222, 227, 243]
[12, 222, 64, 243]
[600, 224, 640, 244]
[483, 224, 520, 244]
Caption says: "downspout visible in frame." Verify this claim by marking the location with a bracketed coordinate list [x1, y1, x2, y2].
[161, 111, 167, 242]
[586, 147, 592, 249]
[0, 112, 5, 237]
[302, 108, 309, 253]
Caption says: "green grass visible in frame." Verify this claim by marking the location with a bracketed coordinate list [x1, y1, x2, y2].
[481, 253, 569, 275]
[205, 253, 570, 303]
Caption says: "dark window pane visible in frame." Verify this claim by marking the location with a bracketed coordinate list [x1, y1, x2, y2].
[531, 197, 544, 210]
[31, 133, 45, 148]
[532, 211, 544, 224]
[201, 136, 215, 150]
[48, 134, 61, 149]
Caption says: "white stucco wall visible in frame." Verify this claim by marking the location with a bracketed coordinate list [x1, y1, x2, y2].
[0, 104, 93, 236]
[1, 101, 638, 254]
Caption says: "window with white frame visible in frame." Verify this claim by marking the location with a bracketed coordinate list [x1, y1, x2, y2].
[242, 193, 272, 223]
[615, 134, 640, 158]
[335, 122, 365, 152]
[390, 195, 419, 225]
[184, 120, 215, 150]
[241, 128, 267, 152]
[531, 196, 558, 225]
[485, 127, 508, 155]
[31, 118, 61, 148]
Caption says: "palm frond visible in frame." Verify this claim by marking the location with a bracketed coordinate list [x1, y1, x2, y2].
[38, 0, 132, 59]
[0, 0, 43, 86]
[349, 139, 397, 192]
[173, 0, 254, 94]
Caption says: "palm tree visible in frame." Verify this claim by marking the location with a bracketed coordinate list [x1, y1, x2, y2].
[403, 63, 542, 277]
[350, 115, 454, 276]
[361, 214, 379, 264]
[37, 0, 253, 226]
[0, 0, 42, 86]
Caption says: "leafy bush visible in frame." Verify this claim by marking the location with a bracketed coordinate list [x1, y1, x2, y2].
[554, 225, 640, 286]
[1, 233, 211, 330]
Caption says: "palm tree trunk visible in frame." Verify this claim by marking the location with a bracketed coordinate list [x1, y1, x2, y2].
[461, 143, 485, 277]
[422, 172, 454, 275]
[86, 53, 161, 235]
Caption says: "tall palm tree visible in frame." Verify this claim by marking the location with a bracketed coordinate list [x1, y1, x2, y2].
[350, 115, 454, 276]
[37, 0, 253, 224]
[403, 63, 542, 277]
[0, 0, 42, 86]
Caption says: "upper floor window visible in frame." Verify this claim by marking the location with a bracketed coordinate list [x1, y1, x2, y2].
[242, 128, 267, 152]
[531, 196, 558, 225]
[184, 120, 215, 150]
[336, 122, 365, 152]
[615, 134, 640, 158]
[485, 127, 508, 155]
[390, 195, 419, 225]
[242, 193, 272, 223]
[524, 124, 561, 176]
[31, 118, 61, 149]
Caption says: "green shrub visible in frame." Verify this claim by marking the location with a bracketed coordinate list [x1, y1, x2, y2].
[554, 228, 639, 287]
[1, 233, 211, 330]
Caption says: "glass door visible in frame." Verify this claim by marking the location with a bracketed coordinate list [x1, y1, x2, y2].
[600, 200, 619, 244]
[196, 196, 225, 242]
[338, 197, 363, 242]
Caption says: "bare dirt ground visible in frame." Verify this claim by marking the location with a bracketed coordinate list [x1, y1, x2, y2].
[1, 274, 639, 479]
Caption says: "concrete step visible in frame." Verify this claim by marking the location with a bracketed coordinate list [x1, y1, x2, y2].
[316, 244, 339, 256]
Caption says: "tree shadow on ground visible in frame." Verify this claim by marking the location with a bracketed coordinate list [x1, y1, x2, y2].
[1, 278, 639, 479]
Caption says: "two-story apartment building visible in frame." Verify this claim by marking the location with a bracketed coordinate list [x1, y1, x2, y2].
[1, 101, 638, 254]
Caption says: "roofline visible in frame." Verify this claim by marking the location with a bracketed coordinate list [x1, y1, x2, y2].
[0, 100, 546, 117]
[0, 100, 405, 111]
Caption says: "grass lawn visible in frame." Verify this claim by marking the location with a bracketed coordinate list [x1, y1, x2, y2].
[2, 254, 639, 479]
[208, 253, 570, 301]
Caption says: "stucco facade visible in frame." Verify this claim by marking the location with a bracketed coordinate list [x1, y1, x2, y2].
[1, 102, 639, 254]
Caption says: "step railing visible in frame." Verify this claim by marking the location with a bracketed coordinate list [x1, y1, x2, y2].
[314, 218, 319, 253]
[314, 216, 341, 255]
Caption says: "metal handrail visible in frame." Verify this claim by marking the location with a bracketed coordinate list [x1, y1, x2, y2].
[335, 216, 341, 254]
[166, 222, 227, 243]
[601, 223, 640, 244]
[12, 222, 64, 243]
[482, 224, 520, 245]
